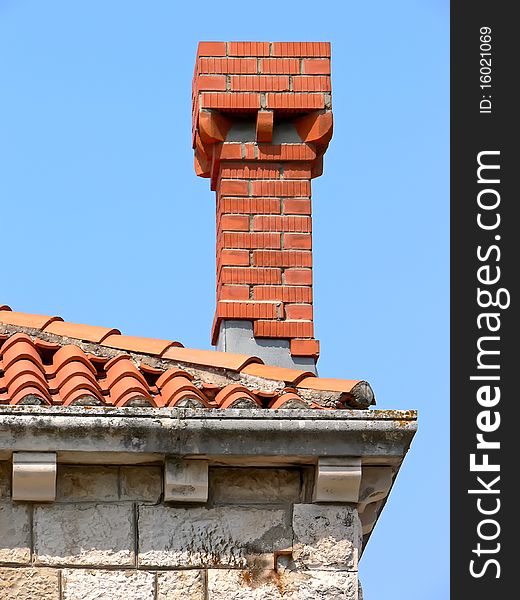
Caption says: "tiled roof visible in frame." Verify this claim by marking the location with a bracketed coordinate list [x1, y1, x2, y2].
[0, 306, 375, 410]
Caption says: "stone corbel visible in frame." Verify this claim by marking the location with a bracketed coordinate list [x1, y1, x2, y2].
[164, 458, 209, 503]
[313, 460, 394, 534]
[313, 457, 362, 503]
[12, 452, 57, 502]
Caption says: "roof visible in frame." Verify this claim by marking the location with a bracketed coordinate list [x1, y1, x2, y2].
[0, 306, 375, 410]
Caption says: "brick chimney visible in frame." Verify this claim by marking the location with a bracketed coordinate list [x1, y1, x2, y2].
[192, 42, 333, 372]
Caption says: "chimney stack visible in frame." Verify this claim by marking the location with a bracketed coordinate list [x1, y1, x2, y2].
[192, 42, 333, 372]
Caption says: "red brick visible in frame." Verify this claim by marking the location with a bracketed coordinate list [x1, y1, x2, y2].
[266, 93, 325, 110]
[284, 233, 312, 250]
[257, 144, 316, 161]
[282, 164, 313, 179]
[220, 164, 282, 179]
[291, 338, 320, 357]
[253, 250, 312, 267]
[253, 216, 311, 232]
[201, 92, 261, 110]
[219, 180, 249, 196]
[219, 144, 243, 159]
[302, 59, 331, 74]
[228, 42, 270, 56]
[251, 180, 310, 197]
[285, 268, 313, 285]
[285, 304, 313, 320]
[220, 197, 281, 214]
[260, 58, 300, 74]
[221, 267, 282, 285]
[253, 286, 312, 303]
[219, 250, 250, 266]
[272, 42, 330, 57]
[199, 58, 257, 74]
[197, 42, 227, 57]
[283, 198, 312, 214]
[254, 320, 314, 339]
[220, 215, 250, 231]
[292, 75, 331, 92]
[216, 301, 278, 319]
[231, 75, 290, 91]
[220, 285, 250, 300]
[196, 75, 227, 91]
[221, 232, 281, 249]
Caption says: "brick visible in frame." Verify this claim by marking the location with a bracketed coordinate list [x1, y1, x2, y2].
[283, 198, 312, 214]
[293, 75, 331, 91]
[251, 180, 310, 197]
[210, 468, 301, 504]
[199, 58, 257, 74]
[285, 268, 313, 285]
[216, 301, 279, 319]
[221, 267, 281, 285]
[138, 505, 291, 567]
[285, 304, 313, 320]
[257, 144, 316, 161]
[260, 58, 300, 74]
[56, 465, 118, 502]
[0, 502, 31, 564]
[220, 285, 250, 300]
[201, 92, 261, 110]
[219, 143, 243, 159]
[253, 250, 312, 267]
[228, 41, 270, 56]
[157, 571, 205, 600]
[219, 249, 250, 266]
[266, 92, 325, 110]
[33, 503, 134, 566]
[302, 58, 331, 74]
[220, 197, 281, 214]
[220, 163, 282, 179]
[219, 179, 249, 196]
[256, 110, 274, 143]
[231, 75, 290, 91]
[197, 42, 227, 57]
[196, 75, 227, 91]
[253, 216, 311, 232]
[253, 286, 312, 303]
[272, 42, 331, 57]
[220, 215, 250, 231]
[0, 568, 60, 600]
[291, 338, 320, 357]
[254, 320, 314, 338]
[221, 232, 281, 249]
[284, 233, 312, 249]
[283, 164, 313, 179]
[119, 466, 162, 502]
[62, 570, 155, 600]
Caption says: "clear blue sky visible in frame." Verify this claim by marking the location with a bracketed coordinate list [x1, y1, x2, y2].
[0, 1, 449, 598]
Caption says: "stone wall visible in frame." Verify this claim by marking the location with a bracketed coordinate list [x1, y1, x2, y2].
[0, 461, 362, 599]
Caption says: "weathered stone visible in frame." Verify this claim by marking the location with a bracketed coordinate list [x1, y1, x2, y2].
[0, 567, 59, 600]
[0, 502, 31, 564]
[120, 466, 162, 502]
[56, 466, 119, 502]
[138, 505, 291, 567]
[0, 463, 10, 498]
[34, 503, 134, 566]
[157, 570, 205, 600]
[207, 569, 358, 599]
[210, 468, 301, 504]
[165, 459, 208, 503]
[292, 504, 362, 571]
[62, 570, 154, 600]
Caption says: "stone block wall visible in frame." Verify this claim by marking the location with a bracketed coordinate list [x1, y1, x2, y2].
[0, 461, 362, 599]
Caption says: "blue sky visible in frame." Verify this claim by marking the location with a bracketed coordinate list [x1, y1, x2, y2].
[0, 1, 449, 598]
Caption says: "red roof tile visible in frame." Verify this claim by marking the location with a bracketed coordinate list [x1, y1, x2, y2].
[0, 309, 375, 409]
